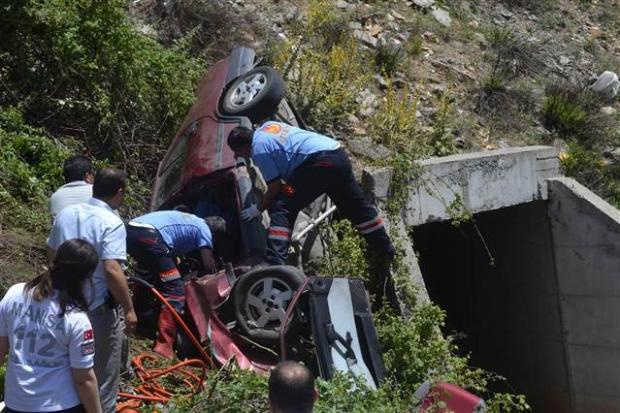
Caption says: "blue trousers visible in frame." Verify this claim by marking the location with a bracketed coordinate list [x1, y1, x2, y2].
[265, 148, 394, 265]
[126, 226, 185, 313]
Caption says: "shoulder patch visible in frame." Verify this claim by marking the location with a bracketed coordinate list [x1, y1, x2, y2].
[261, 124, 282, 134]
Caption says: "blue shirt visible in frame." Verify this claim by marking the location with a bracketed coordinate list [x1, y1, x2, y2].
[133, 211, 212, 254]
[251, 121, 340, 183]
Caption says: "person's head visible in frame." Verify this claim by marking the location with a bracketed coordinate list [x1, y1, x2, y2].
[25, 239, 98, 315]
[93, 167, 126, 209]
[269, 361, 317, 413]
[63, 155, 93, 184]
[227, 126, 254, 158]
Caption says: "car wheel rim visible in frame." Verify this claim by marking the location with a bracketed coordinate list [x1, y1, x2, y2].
[229, 73, 267, 108]
[244, 277, 293, 329]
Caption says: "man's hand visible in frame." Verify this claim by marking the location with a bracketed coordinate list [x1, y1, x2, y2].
[124, 309, 138, 336]
[240, 204, 261, 221]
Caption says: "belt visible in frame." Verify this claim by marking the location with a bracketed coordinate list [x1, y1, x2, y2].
[128, 221, 156, 229]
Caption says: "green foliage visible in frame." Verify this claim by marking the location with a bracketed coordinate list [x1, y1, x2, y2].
[428, 94, 459, 157]
[374, 40, 405, 77]
[560, 141, 620, 208]
[370, 80, 419, 152]
[446, 196, 473, 227]
[487, 392, 531, 413]
[0, 0, 203, 180]
[268, 0, 369, 131]
[0, 108, 71, 234]
[542, 94, 587, 136]
[312, 220, 370, 280]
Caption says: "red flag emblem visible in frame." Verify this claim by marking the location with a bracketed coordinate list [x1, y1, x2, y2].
[84, 329, 94, 341]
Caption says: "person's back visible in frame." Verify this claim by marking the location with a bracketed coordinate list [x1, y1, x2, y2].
[0, 283, 93, 411]
[269, 361, 316, 413]
[50, 155, 94, 220]
[132, 210, 212, 255]
[0, 239, 102, 413]
[251, 121, 340, 182]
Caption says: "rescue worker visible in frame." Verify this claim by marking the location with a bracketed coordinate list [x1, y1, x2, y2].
[126, 210, 223, 359]
[227, 122, 395, 269]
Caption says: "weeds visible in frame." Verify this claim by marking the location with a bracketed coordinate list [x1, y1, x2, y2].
[271, 0, 369, 130]
[370, 80, 419, 152]
[374, 39, 405, 77]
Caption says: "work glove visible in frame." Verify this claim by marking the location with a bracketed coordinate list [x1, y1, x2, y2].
[241, 203, 261, 221]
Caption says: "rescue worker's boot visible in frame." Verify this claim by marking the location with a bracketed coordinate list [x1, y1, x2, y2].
[153, 306, 177, 359]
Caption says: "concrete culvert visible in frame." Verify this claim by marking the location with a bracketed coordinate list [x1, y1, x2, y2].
[364, 147, 620, 413]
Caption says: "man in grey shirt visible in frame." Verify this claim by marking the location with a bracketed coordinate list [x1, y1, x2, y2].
[50, 155, 94, 220]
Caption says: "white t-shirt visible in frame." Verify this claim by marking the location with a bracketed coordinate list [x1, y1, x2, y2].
[0, 283, 94, 412]
[47, 197, 126, 310]
[49, 181, 93, 220]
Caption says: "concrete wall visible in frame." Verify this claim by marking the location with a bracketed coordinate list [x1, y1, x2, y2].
[547, 178, 620, 413]
[413, 201, 570, 412]
[363, 146, 560, 227]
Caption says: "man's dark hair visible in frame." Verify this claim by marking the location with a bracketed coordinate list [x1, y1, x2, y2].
[227, 126, 254, 151]
[63, 155, 92, 183]
[204, 216, 226, 234]
[93, 167, 126, 199]
[269, 361, 315, 413]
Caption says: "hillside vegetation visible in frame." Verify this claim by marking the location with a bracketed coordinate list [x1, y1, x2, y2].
[2, 0, 619, 411]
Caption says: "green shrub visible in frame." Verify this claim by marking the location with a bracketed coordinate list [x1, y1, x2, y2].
[542, 94, 587, 136]
[0, 0, 202, 181]
[370, 80, 419, 153]
[0, 108, 71, 235]
[269, 0, 369, 131]
[374, 40, 405, 77]
[311, 220, 370, 281]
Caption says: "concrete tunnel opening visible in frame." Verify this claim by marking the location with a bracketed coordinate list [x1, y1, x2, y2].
[412, 200, 569, 412]
[363, 146, 620, 412]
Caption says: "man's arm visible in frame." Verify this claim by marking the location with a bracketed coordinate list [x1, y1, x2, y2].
[199, 248, 217, 274]
[102, 259, 137, 335]
[259, 180, 282, 212]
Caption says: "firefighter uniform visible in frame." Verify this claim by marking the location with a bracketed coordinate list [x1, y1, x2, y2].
[251, 121, 394, 265]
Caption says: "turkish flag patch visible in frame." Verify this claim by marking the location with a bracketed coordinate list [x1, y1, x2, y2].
[83, 329, 94, 341]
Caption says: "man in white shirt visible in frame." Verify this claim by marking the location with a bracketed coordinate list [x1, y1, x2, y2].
[47, 167, 137, 413]
[50, 155, 94, 220]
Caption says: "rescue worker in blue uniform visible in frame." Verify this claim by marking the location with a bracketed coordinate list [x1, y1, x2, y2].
[227, 121, 395, 276]
[126, 210, 223, 358]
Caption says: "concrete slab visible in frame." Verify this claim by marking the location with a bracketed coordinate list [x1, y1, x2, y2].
[364, 146, 560, 227]
[562, 296, 620, 347]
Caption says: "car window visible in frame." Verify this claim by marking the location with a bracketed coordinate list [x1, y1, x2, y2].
[155, 121, 199, 208]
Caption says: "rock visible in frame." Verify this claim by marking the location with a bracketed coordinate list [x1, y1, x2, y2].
[412, 0, 435, 8]
[600, 106, 617, 115]
[353, 29, 378, 48]
[335, 0, 352, 9]
[419, 106, 438, 118]
[391, 11, 407, 21]
[500, 9, 513, 19]
[603, 147, 620, 163]
[347, 136, 392, 161]
[368, 24, 384, 37]
[590, 71, 620, 99]
[559, 55, 571, 66]
[431, 7, 452, 28]
[348, 21, 363, 30]
[473, 33, 487, 48]
[358, 88, 378, 117]
[373, 74, 388, 89]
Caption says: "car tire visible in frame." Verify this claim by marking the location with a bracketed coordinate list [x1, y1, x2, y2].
[233, 265, 306, 345]
[220, 66, 285, 123]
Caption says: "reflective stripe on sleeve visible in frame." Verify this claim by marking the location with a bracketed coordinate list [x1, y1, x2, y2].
[268, 226, 291, 241]
[355, 217, 384, 235]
